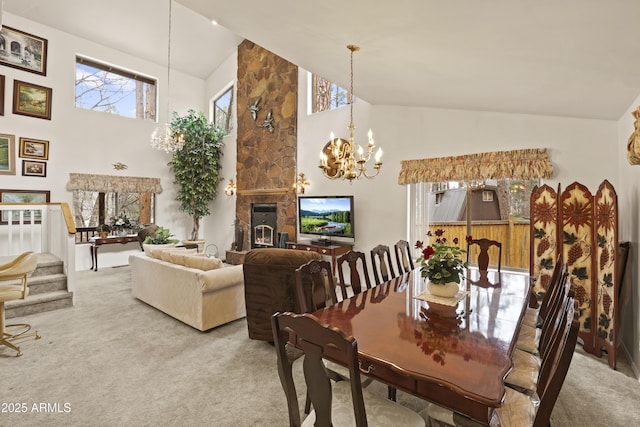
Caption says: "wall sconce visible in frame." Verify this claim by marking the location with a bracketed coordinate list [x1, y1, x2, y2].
[293, 173, 310, 194]
[224, 179, 237, 196]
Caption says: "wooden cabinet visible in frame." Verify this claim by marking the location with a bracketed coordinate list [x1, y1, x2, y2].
[286, 242, 352, 272]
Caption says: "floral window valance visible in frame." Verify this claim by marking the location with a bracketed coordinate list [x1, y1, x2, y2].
[398, 148, 553, 185]
[66, 173, 163, 194]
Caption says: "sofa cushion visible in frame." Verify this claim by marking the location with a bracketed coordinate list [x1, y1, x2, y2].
[183, 255, 224, 271]
[168, 251, 205, 266]
[148, 247, 196, 261]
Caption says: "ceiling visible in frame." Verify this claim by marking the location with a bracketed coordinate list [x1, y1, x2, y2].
[5, 0, 640, 120]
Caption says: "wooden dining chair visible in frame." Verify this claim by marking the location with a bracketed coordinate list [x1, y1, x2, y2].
[370, 244, 397, 286]
[394, 239, 415, 274]
[271, 312, 426, 427]
[466, 238, 502, 272]
[336, 250, 373, 300]
[295, 259, 339, 314]
[524, 254, 564, 328]
[425, 296, 579, 427]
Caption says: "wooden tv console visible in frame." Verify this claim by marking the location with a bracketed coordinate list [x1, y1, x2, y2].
[286, 241, 352, 272]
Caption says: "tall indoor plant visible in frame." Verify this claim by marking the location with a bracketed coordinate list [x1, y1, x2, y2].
[169, 109, 225, 241]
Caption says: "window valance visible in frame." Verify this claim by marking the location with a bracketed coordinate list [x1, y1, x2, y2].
[66, 173, 163, 194]
[398, 148, 553, 185]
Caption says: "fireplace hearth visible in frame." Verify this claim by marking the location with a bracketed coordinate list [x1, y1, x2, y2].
[251, 203, 277, 248]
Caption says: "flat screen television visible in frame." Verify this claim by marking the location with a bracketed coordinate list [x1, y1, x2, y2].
[298, 195, 355, 240]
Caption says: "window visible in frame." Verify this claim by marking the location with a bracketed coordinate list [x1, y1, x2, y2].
[311, 74, 351, 113]
[72, 191, 155, 229]
[75, 56, 156, 120]
[413, 178, 539, 270]
[212, 86, 233, 134]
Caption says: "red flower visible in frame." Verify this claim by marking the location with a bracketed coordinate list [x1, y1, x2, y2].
[465, 235, 473, 243]
[426, 230, 433, 237]
[453, 237, 459, 245]
[422, 246, 435, 259]
[415, 240, 424, 249]
[434, 229, 445, 237]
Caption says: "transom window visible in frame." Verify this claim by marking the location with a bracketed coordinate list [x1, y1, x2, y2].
[212, 86, 233, 134]
[75, 56, 156, 120]
[311, 74, 351, 114]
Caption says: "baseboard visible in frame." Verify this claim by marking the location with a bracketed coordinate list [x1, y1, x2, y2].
[620, 342, 640, 381]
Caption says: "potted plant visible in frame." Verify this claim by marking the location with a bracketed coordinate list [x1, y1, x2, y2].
[169, 109, 225, 244]
[110, 213, 132, 236]
[96, 223, 111, 238]
[142, 226, 180, 256]
[415, 229, 472, 297]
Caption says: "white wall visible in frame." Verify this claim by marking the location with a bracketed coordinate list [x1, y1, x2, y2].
[201, 51, 239, 257]
[296, 67, 619, 255]
[1, 13, 208, 270]
[617, 99, 640, 377]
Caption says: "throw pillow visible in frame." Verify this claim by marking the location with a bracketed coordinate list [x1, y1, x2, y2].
[168, 251, 205, 266]
[183, 255, 224, 271]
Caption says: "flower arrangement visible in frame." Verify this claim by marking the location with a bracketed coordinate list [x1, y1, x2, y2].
[415, 229, 472, 285]
[110, 213, 132, 232]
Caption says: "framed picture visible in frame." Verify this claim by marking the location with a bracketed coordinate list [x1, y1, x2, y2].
[0, 189, 50, 224]
[0, 75, 4, 116]
[22, 160, 46, 177]
[19, 137, 49, 160]
[0, 26, 48, 76]
[0, 133, 15, 175]
[13, 80, 52, 120]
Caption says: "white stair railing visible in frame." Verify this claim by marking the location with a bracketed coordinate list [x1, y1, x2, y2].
[0, 203, 76, 296]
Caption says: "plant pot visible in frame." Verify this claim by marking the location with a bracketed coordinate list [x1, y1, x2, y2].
[143, 243, 177, 256]
[99, 231, 108, 238]
[427, 281, 460, 298]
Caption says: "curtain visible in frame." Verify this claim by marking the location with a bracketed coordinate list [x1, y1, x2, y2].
[66, 173, 163, 194]
[398, 148, 553, 185]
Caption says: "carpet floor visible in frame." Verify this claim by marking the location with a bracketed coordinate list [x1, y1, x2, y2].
[2, 266, 639, 426]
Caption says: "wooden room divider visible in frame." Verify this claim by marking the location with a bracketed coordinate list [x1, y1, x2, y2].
[530, 180, 622, 369]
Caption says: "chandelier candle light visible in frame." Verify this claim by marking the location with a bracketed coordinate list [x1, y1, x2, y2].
[319, 45, 383, 181]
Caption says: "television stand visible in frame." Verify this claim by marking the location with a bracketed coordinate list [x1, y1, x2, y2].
[311, 238, 333, 246]
[286, 241, 353, 272]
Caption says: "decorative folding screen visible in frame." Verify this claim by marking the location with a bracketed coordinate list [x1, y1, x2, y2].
[530, 180, 620, 369]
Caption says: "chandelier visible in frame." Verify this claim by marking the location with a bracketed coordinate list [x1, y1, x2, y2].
[150, 0, 185, 153]
[319, 45, 382, 181]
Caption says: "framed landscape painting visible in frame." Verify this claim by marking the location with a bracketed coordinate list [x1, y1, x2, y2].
[19, 137, 49, 160]
[13, 80, 52, 120]
[0, 26, 48, 76]
[22, 159, 46, 177]
[0, 133, 16, 175]
[0, 189, 50, 224]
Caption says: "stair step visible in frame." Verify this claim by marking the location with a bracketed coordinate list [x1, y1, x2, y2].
[6, 290, 73, 319]
[31, 253, 64, 277]
[1, 273, 67, 295]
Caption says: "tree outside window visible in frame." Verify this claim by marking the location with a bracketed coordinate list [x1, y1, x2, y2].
[75, 56, 156, 120]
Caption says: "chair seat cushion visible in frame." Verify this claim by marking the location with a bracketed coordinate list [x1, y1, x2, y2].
[505, 348, 541, 393]
[516, 324, 541, 355]
[522, 307, 539, 328]
[0, 284, 27, 301]
[423, 387, 540, 427]
[491, 387, 539, 427]
[301, 380, 424, 427]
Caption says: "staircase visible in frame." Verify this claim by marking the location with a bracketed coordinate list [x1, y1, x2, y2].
[5, 253, 74, 319]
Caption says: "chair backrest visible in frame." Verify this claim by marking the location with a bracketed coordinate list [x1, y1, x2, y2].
[394, 240, 415, 274]
[537, 254, 564, 322]
[534, 300, 580, 427]
[467, 238, 502, 272]
[370, 244, 397, 286]
[0, 251, 38, 297]
[295, 259, 339, 313]
[336, 250, 373, 299]
[271, 312, 366, 427]
[137, 224, 159, 250]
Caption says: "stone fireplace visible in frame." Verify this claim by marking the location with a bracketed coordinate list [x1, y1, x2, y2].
[235, 40, 299, 251]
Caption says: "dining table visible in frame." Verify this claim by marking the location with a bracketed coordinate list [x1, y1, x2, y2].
[311, 267, 531, 424]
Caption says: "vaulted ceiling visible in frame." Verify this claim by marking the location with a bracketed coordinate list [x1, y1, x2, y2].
[5, 0, 640, 120]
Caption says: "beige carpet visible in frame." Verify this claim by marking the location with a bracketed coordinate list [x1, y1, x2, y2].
[2, 266, 639, 426]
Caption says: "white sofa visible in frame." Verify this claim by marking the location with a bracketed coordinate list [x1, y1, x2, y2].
[129, 252, 246, 331]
